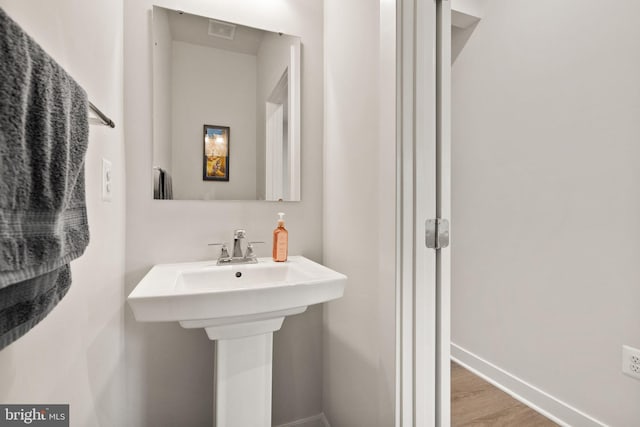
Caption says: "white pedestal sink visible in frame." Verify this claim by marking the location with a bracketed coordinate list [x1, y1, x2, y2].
[127, 256, 346, 427]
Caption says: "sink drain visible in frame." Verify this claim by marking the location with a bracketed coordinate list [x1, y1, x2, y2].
[235, 272, 242, 278]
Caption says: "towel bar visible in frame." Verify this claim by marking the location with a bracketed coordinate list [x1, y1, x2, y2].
[88, 102, 115, 128]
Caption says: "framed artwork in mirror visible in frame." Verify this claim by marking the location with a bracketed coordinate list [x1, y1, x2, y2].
[203, 125, 230, 181]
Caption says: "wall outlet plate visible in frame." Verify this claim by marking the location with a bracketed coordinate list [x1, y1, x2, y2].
[622, 345, 640, 380]
[102, 158, 113, 202]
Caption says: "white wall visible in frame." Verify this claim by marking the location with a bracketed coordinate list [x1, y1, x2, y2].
[124, 0, 324, 425]
[171, 42, 257, 200]
[152, 6, 173, 175]
[323, 0, 396, 425]
[452, 0, 640, 425]
[256, 32, 299, 200]
[0, 1, 126, 426]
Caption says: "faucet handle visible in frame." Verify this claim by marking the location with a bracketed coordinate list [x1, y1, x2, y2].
[208, 243, 230, 258]
[245, 241, 265, 259]
[234, 229, 247, 239]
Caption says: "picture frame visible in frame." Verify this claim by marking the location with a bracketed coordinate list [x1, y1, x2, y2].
[203, 124, 230, 181]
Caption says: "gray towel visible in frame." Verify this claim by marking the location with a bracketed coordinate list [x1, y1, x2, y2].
[0, 7, 90, 349]
[153, 167, 173, 200]
[153, 167, 162, 199]
[0, 265, 71, 347]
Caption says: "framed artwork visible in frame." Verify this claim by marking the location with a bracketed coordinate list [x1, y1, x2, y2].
[203, 125, 230, 181]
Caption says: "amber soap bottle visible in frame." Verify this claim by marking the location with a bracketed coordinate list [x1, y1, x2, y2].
[272, 212, 288, 262]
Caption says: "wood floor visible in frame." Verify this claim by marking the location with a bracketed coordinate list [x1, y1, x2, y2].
[451, 362, 558, 427]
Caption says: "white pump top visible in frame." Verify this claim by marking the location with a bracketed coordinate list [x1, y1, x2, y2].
[277, 212, 285, 225]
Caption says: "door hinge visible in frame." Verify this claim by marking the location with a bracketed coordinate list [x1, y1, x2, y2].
[425, 219, 449, 249]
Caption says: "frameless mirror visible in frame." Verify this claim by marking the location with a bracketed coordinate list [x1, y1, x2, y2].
[152, 6, 301, 201]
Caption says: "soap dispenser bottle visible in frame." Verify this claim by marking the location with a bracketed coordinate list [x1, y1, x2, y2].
[272, 212, 288, 262]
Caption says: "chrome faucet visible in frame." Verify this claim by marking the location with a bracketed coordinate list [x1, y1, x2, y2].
[209, 229, 263, 265]
[232, 229, 246, 258]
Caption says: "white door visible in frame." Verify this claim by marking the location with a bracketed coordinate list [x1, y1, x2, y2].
[435, 1, 452, 425]
[398, 0, 451, 425]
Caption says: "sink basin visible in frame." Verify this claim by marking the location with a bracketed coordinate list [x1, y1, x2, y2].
[127, 255, 346, 427]
[127, 256, 346, 339]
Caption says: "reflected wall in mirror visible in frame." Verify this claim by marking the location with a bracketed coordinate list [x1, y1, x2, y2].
[152, 6, 301, 201]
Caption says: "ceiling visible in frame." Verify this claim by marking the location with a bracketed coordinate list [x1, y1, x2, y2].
[167, 9, 269, 56]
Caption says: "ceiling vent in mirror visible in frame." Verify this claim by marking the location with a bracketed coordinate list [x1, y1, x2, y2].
[208, 19, 236, 40]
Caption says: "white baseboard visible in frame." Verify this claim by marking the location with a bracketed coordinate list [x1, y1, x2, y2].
[451, 343, 606, 427]
[274, 412, 330, 427]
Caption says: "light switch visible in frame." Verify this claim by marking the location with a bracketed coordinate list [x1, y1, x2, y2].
[102, 158, 113, 202]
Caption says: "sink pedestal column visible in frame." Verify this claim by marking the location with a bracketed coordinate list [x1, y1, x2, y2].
[214, 332, 274, 427]
[197, 312, 304, 426]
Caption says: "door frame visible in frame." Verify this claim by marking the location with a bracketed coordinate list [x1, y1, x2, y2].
[396, 0, 451, 425]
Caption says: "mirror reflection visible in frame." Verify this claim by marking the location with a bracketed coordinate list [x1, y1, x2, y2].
[152, 6, 301, 201]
